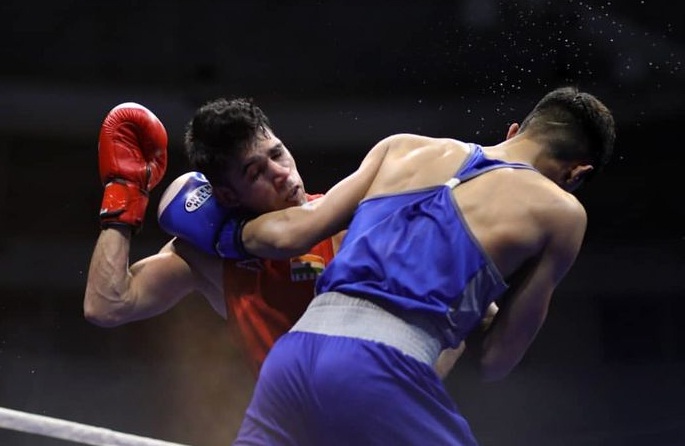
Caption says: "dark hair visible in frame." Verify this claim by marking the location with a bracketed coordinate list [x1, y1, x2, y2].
[184, 97, 271, 186]
[519, 86, 616, 176]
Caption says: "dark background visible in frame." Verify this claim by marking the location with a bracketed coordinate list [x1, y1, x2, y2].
[1, 1, 683, 445]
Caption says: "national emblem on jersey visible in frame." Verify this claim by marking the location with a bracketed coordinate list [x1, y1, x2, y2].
[290, 254, 325, 282]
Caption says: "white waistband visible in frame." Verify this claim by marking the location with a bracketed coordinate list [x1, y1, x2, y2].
[290, 292, 442, 365]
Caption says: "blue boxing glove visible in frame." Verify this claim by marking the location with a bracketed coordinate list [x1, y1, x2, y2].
[157, 171, 253, 259]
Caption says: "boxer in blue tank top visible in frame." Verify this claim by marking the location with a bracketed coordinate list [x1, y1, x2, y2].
[229, 86, 615, 445]
[316, 144, 534, 345]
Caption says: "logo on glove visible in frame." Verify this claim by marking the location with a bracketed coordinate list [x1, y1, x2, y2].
[184, 184, 213, 212]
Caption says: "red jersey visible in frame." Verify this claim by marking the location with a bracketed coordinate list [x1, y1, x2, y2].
[222, 194, 335, 374]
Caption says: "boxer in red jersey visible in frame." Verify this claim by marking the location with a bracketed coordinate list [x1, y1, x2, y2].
[84, 98, 340, 374]
[219, 192, 336, 373]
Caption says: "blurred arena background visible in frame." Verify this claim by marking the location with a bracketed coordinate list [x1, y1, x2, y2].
[0, 1, 683, 445]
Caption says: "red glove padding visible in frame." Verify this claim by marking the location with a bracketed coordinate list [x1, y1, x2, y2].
[98, 102, 168, 231]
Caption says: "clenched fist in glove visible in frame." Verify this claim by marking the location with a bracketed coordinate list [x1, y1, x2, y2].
[98, 102, 168, 232]
[158, 171, 253, 259]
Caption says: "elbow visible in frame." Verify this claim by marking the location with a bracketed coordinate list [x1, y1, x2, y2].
[475, 316, 541, 382]
[476, 349, 516, 383]
[478, 361, 511, 383]
[84, 306, 121, 328]
[83, 292, 126, 328]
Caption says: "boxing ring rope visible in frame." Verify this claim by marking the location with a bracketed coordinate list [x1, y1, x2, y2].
[0, 406, 190, 446]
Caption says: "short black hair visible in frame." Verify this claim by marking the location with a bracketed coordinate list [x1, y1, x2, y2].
[184, 97, 271, 186]
[520, 86, 616, 175]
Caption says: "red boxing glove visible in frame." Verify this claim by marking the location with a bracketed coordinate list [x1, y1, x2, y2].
[98, 102, 168, 232]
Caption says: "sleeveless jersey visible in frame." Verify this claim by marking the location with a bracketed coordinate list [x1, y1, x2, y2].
[223, 194, 335, 374]
[316, 144, 537, 347]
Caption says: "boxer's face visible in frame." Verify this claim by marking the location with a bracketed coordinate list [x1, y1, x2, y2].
[215, 128, 306, 214]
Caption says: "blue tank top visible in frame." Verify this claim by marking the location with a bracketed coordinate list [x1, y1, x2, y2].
[316, 144, 538, 347]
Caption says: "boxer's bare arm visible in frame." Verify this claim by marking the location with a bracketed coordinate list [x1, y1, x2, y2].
[477, 200, 587, 381]
[84, 229, 225, 327]
[85, 102, 227, 327]
[84, 229, 191, 326]
[241, 134, 400, 258]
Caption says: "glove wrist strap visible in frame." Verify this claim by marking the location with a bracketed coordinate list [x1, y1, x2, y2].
[100, 179, 149, 233]
[216, 217, 252, 259]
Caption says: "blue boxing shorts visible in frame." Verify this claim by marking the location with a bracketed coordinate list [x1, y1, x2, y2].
[233, 292, 478, 446]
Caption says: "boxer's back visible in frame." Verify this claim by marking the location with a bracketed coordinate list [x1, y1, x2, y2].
[357, 134, 580, 279]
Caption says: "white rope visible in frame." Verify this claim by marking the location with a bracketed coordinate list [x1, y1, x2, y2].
[0, 407, 191, 446]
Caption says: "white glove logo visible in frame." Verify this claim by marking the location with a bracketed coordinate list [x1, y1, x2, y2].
[184, 184, 213, 212]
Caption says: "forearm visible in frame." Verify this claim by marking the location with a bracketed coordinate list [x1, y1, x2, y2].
[434, 342, 466, 379]
[434, 305, 496, 379]
[471, 301, 543, 382]
[242, 205, 323, 259]
[83, 227, 135, 326]
[242, 138, 395, 259]
[481, 302, 499, 331]
[462, 302, 504, 380]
